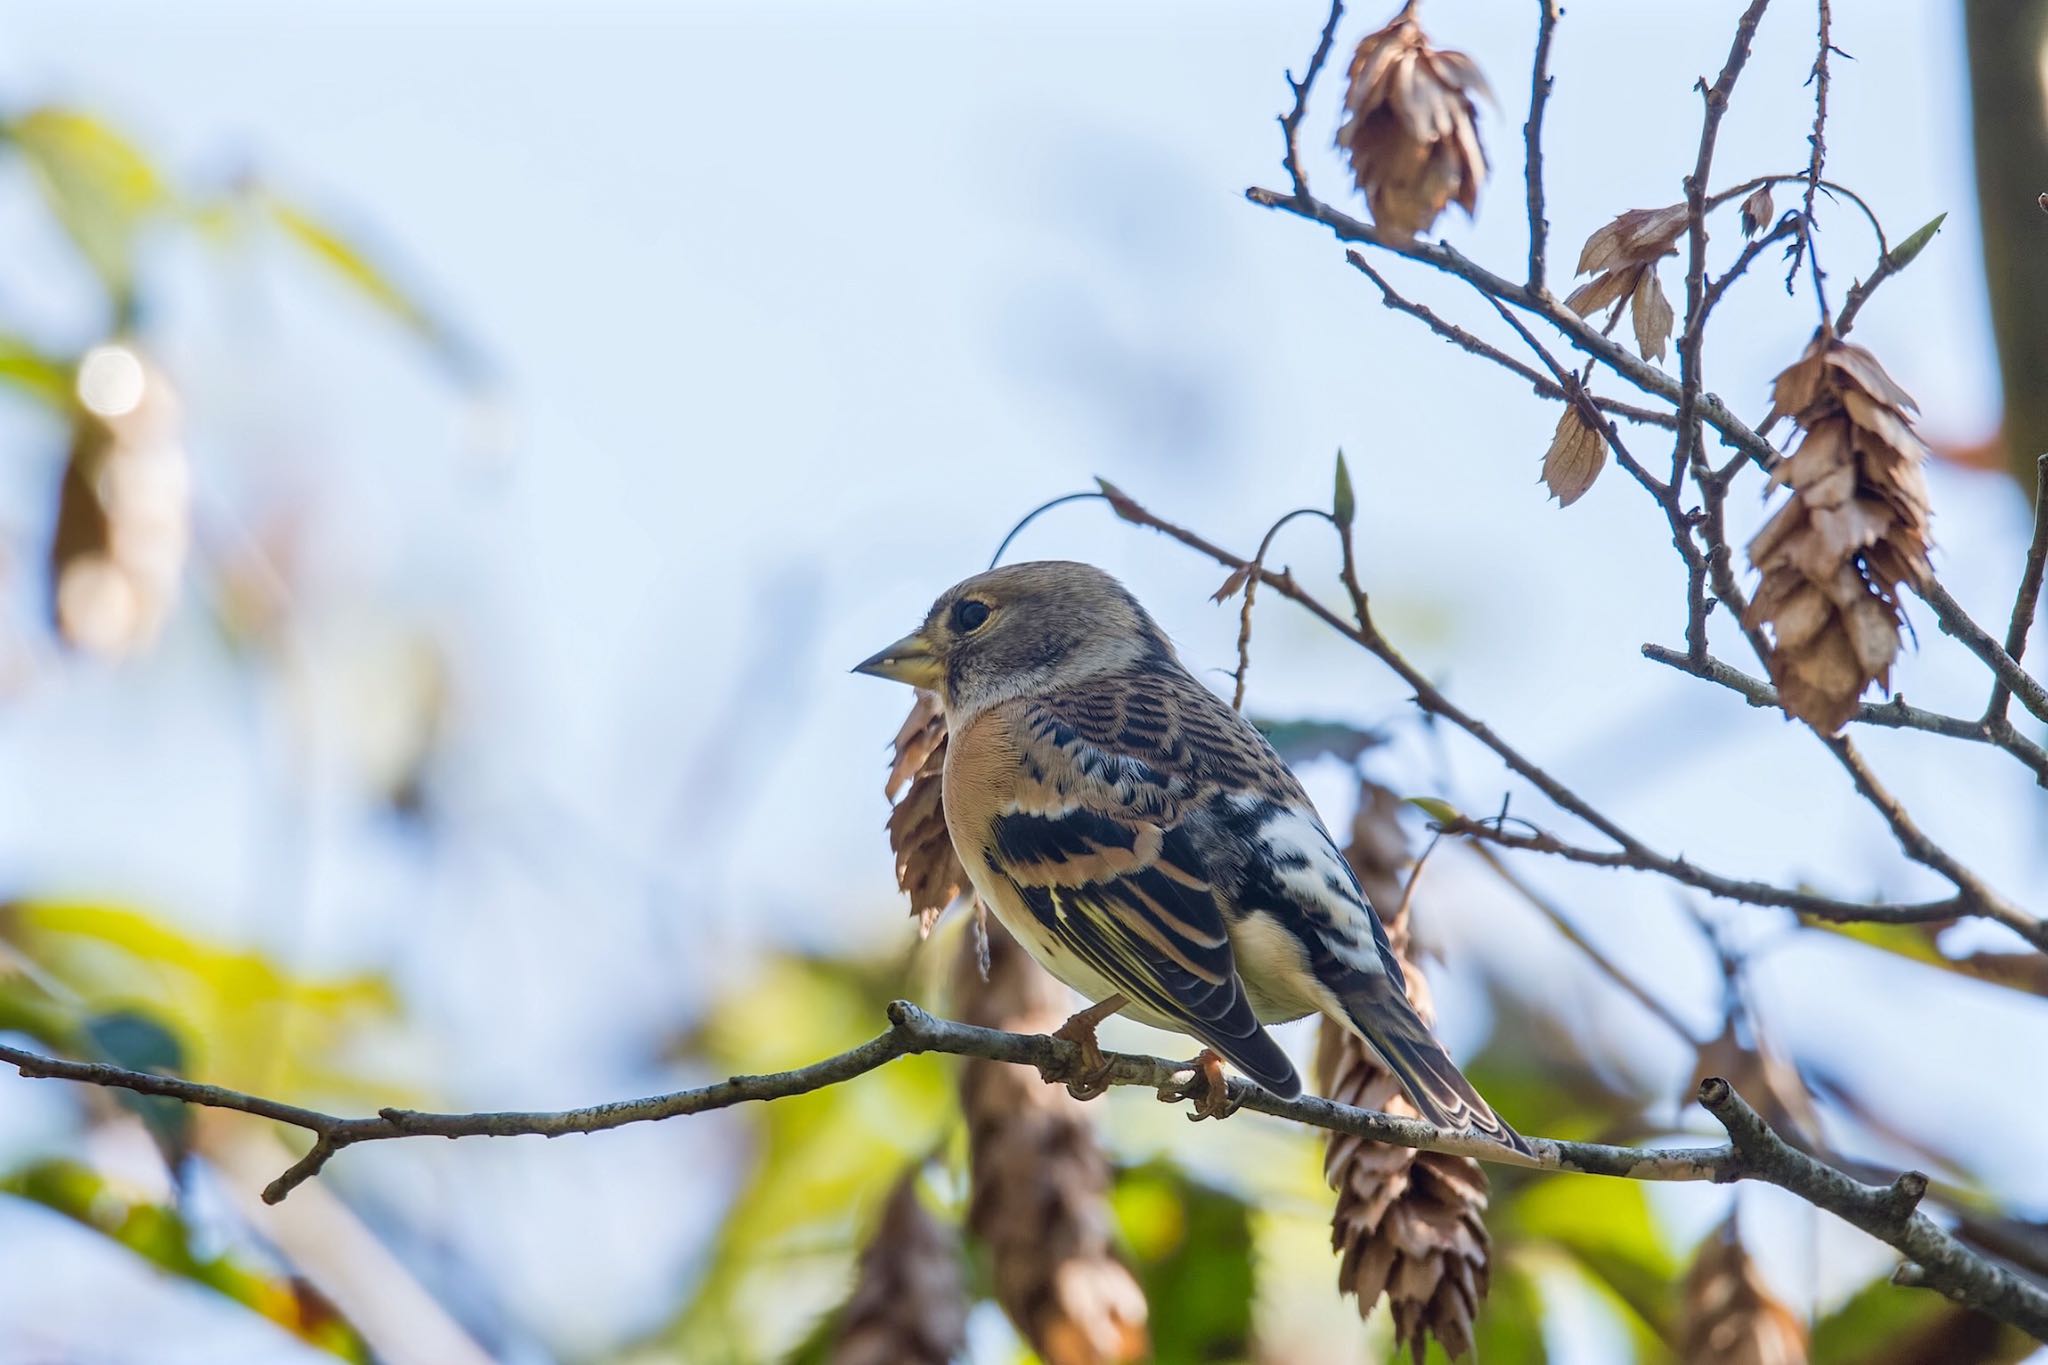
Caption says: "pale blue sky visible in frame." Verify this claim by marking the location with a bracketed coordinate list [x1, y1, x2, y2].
[0, 1, 2040, 1360]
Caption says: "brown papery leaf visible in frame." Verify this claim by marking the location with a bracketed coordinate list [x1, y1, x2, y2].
[1321, 778, 1491, 1363]
[886, 692, 969, 936]
[1335, 3, 1490, 240]
[1631, 269, 1676, 361]
[953, 920, 1148, 1365]
[1541, 404, 1606, 507]
[830, 1169, 969, 1365]
[50, 343, 190, 658]
[1740, 185, 1776, 238]
[1566, 205, 1687, 358]
[1746, 331, 1934, 732]
[1212, 564, 1252, 603]
[1679, 1219, 1809, 1365]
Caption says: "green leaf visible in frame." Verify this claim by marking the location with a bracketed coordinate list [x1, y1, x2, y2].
[1812, 1272, 2035, 1365]
[1112, 1160, 1254, 1362]
[1332, 450, 1356, 529]
[1252, 717, 1384, 766]
[1472, 1255, 1550, 1365]
[3, 1158, 371, 1360]
[263, 193, 471, 373]
[82, 1008, 191, 1160]
[1799, 916, 1948, 970]
[1405, 796, 1464, 826]
[1504, 1176, 1676, 1348]
[0, 335, 74, 410]
[5, 108, 171, 307]
[1885, 213, 1945, 271]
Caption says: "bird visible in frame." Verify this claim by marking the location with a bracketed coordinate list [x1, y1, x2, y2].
[855, 559, 1524, 1150]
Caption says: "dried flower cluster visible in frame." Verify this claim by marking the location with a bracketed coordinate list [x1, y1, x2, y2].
[1566, 205, 1687, 360]
[953, 919, 1148, 1365]
[1336, 2, 1489, 241]
[49, 343, 189, 658]
[829, 1170, 970, 1365]
[1319, 780, 1491, 1363]
[1746, 331, 1934, 732]
[1679, 1219, 1809, 1365]
[886, 692, 969, 936]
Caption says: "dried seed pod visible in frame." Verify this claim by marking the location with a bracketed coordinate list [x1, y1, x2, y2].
[49, 343, 189, 658]
[886, 692, 969, 936]
[1565, 205, 1688, 360]
[1679, 1218, 1809, 1365]
[1747, 331, 1934, 732]
[1336, 2, 1490, 240]
[1320, 779, 1491, 1363]
[953, 919, 1148, 1365]
[830, 1169, 970, 1365]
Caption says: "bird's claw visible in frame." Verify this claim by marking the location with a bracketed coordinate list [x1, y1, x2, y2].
[1164, 1050, 1239, 1121]
[1050, 999, 1121, 1102]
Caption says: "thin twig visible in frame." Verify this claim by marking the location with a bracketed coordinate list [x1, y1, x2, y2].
[1918, 576, 2048, 726]
[1091, 481, 2026, 938]
[1987, 452, 2048, 723]
[1280, 0, 1347, 200]
[1230, 507, 1332, 710]
[1677, 0, 1776, 489]
[1523, 0, 1562, 290]
[1787, 0, 1835, 316]
[1468, 841, 1700, 1043]
[1345, 251, 1677, 428]
[1642, 643, 2048, 787]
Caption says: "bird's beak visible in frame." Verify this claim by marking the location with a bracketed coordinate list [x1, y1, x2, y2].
[852, 629, 942, 689]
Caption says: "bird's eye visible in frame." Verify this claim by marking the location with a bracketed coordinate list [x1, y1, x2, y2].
[950, 599, 992, 634]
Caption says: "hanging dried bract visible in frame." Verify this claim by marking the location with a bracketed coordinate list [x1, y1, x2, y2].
[886, 692, 969, 936]
[1565, 205, 1688, 360]
[1541, 402, 1606, 507]
[1320, 779, 1491, 1363]
[1679, 1218, 1809, 1365]
[49, 343, 190, 658]
[1746, 331, 1934, 732]
[829, 1168, 970, 1365]
[953, 919, 1147, 1365]
[1740, 186, 1777, 238]
[1336, 2, 1490, 241]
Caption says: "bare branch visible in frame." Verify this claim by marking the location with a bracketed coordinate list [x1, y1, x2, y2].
[1918, 576, 2048, 726]
[1642, 643, 2048, 787]
[5, 1014, 2041, 1338]
[1344, 251, 1677, 429]
[1279, 0, 1347, 200]
[1987, 452, 2048, 723]
[1786, 0, 1835, 314]
[1677, 0, 1776, 488]
[1699, 1078, 2048, 1340]
[1523, 0, 1561, 289]
[1089, 481, 2034, 941]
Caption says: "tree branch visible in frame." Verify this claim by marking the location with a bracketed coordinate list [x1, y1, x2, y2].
[1088, 481, 2034, 941]
[1987, 451, 2048, 723]
[1641, 643, 2048, 787]
[1279, 0, 1347, 201]
[5, 1014, 2042, 1338]
[1523, 0, 1561, 290]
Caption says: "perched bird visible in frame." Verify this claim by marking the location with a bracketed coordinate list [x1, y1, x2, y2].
[856, 560, 1523, 1150]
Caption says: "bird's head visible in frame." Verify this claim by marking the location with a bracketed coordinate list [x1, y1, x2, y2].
[854, 560, 1171, 719]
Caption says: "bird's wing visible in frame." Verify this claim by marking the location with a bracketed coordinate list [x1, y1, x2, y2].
[987, 682, 1300, 1096]
[1059, 667, 1526, 1150]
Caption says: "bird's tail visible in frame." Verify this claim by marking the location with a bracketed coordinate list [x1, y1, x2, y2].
[1333, 975, 1530, 1156]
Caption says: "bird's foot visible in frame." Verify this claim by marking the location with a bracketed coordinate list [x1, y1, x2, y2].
[1049, 994, 1126, 1102]
[1168, 1049, 1240, 1121]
